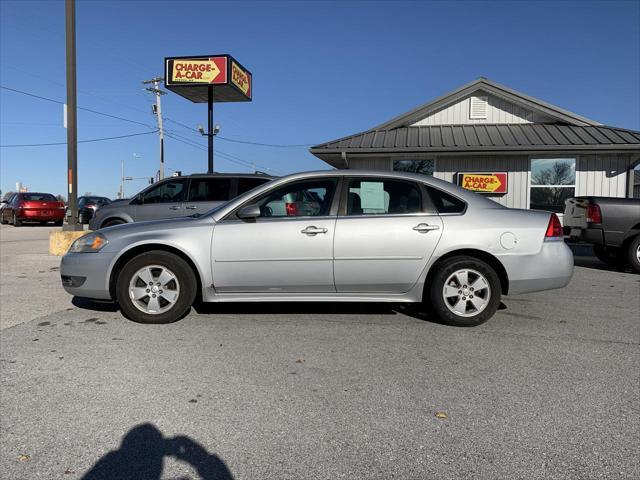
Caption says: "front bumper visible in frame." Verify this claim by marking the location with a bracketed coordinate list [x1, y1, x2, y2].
[60, 252, 115, 300]
[500, 240, 574, 295]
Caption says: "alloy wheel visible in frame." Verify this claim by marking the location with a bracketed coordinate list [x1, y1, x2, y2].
[442, 269, 491, 317]
[128, 265, 180, 315]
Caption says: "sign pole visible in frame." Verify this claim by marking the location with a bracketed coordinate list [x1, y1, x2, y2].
[207, 86, 214, 173]
[63, 0, 81, 231]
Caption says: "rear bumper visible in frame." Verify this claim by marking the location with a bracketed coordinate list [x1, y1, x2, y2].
[500, 241, 574, 295]
[18, 210, 65, 221]
[60, 252, 114, 300]
[567, 227, 604, 245]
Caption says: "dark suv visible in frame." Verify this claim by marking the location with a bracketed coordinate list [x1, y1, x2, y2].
[89, 173, 274, 230]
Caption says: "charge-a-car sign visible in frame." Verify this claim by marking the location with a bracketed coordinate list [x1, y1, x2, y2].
[170, 57, 227, 84]
[165, 55, 252, 103]
[230, 61, 251, 97]
[458, 172, 508, 194]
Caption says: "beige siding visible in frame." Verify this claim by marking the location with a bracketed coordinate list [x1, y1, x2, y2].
[576, 154, 632, 198]
[412, 94, 553, 126]
[433, 155, 530, 209]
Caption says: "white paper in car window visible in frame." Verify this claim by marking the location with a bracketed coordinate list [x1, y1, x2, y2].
[359, 182, 385, 210]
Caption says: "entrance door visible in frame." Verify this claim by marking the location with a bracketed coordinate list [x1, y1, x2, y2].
[334, 177, 443, 293]
[212, 178, 339, 293]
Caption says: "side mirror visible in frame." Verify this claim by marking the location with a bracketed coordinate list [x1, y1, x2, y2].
[237, 204, 261, 219]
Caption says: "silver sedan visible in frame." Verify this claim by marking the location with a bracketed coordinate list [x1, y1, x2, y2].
[60, 170, 574, 327]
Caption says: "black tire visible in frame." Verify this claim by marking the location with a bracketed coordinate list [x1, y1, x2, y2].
[12, 213, 22, 227]
[116, 250, 197, 324]
[102, 218, 126, 228]
[427, 256, 502, 327]
[592, 244, 623, 266]
[54, 220, 63, 227]
[0, 214, 7, 225]
[627, 236, 640, 274]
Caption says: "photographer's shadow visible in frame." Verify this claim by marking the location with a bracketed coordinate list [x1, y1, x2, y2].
[81, 423, 233, 480]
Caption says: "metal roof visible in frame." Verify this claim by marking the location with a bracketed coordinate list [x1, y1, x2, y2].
[310, 124, 640, 155]
[372, 78, 601, 129]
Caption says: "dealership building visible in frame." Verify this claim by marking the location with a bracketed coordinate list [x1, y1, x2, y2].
[310, 78, 640, 215]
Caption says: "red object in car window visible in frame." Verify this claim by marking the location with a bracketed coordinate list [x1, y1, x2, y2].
[285, 202, 299, 216]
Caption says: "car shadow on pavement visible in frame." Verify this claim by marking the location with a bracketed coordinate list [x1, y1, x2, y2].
[195, 301, 458, 325]
[72, 297, 486, 326]
[572, 255, 635, 273]
[72, 296, 120, 312]
[81, 423, 233, 480]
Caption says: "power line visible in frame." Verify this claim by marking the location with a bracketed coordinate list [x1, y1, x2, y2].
[164, 131, 280, 174]
[163, 117, 312, 148]
[0, 85, 155, 129]
[0, 129, 158, 148]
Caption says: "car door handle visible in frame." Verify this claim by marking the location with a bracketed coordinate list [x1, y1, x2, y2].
[413, 223, 440, 233]
[301, 226, 328, 235]
[168, 206, 181, 210]
[185, 205, 197, 210]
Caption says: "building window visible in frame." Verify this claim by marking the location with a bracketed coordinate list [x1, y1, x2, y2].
[393, 159, 434, 176]
[530, 158, 576, 213]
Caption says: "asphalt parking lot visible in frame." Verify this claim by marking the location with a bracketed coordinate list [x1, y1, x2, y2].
[1, 223, 638, 479]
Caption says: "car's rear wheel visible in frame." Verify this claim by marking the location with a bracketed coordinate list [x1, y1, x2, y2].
[116, 251, 197, 324]
[427, 256, 501, 327]
[103, 218, 126, 228]
[627, 236, 640, 274]
[12, 213, 22, 227]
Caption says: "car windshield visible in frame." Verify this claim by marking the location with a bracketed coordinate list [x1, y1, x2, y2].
[22, 193, 57, 202]
[84, 197, 110, 205]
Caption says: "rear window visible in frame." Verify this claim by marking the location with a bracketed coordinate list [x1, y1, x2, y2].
[425, 186, 466, 214]
[237, 177, 270, 195]
[188, 178, 232, 202]
[23, 193, 57, 202]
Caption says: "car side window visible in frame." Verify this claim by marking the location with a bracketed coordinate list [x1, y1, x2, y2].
[345, 178, 421, 216]
[237, 177, 270, 195]
[141, 179, 186, 204]
[247, 179, 338, 218]
[187, 178, 232, 202]
[425, 186, 466, 214]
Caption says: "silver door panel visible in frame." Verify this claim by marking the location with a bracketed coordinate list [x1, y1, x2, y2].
[334, 215, 443, 293]
[212, 218, 336, 293]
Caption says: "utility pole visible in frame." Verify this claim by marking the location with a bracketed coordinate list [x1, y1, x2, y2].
[120, 159, 124, 199]
[143, 77, 166, 180]
[63, 0, 81, 231]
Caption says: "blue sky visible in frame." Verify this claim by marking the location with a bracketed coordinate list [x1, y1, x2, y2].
[1, 0, 639, 198]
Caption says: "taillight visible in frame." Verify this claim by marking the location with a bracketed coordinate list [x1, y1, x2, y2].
[545, 213, 563, 240]
[285, 202, 299, 216]
[586, 203, 602, 223]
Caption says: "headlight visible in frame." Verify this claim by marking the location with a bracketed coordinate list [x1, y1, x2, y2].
[69, 233, 108, 253]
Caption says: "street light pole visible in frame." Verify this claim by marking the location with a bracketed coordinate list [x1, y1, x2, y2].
[63, 0, 81, 231]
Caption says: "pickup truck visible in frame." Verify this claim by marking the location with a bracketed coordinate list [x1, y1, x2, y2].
[564, 197, 640, 273]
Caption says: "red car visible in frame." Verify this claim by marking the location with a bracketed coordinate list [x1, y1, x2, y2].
[0, 193, 66, 226]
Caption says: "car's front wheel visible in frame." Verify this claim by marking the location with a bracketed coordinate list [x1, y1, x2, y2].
[627, 236, 640, 274]
[427, 256, 501, 327]
[116, 251, 197, 324]
[103, 218, 126, 228]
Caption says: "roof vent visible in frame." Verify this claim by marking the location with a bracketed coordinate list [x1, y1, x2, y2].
[469, 96, 488, 119]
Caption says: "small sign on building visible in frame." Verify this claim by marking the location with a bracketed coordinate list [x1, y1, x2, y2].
[457, 172, 508, 194]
